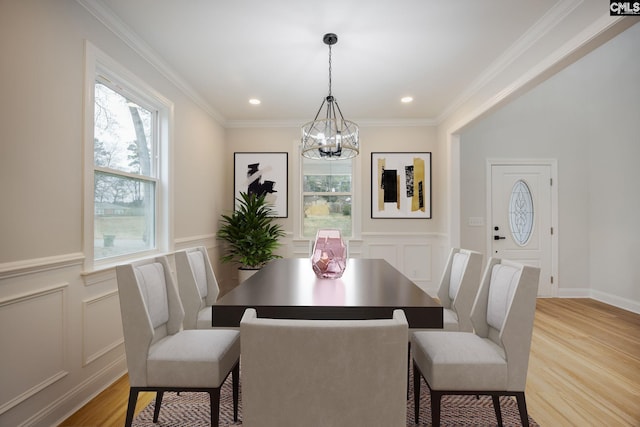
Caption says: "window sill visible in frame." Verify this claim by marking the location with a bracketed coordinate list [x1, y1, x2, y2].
[81, 250, 172, 286]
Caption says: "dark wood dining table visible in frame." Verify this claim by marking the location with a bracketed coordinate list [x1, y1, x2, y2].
[213, 258, 443, 328]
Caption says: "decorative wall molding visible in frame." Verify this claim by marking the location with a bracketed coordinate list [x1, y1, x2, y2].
[82, 267, 116, 287]
[29, 355, 127, 427]
[360, 231, 448, 239]
[82, 290, 123, 366]
[281, 232, 447, 293]
[79, 235, 218, 286]
[225, 118, 437, 129]
[289, 239, 312, 258]
[438, 0, 583, 123]
[0, 252, 84, 280]
[174, 234, 217, 251]
[0, 281, 68, 309]
[0, 284, 68, 415]
[76, 0, 225, 124]
[347, 239, 364, 258]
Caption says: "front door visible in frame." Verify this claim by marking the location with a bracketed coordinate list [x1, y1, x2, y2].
[489, 163, 555, 296]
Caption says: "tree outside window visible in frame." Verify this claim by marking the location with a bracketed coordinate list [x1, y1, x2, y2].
[302, 158, 353, 238]
[93, 81, 157, 260]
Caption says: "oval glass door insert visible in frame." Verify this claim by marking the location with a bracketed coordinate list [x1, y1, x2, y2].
[509, 180, 534, 246]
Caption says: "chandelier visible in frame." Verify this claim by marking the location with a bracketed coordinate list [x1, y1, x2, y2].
[301, 33, 359, 160]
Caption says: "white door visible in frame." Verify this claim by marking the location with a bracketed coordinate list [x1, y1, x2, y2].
[489, 164, 555, 296]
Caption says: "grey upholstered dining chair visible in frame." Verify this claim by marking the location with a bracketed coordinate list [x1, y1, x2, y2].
[116, 256, 240, 427]
[175, 246, 220, 329]
[436, 248, 483, 332]
[411, 258, 540, 426]
[405, 248, 482, 396]
[240, 308, 408, 427]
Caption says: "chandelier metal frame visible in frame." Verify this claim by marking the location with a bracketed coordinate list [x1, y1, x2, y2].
[301, 33, 359, 160]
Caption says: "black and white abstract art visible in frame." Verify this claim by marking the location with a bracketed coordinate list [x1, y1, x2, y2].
[234, 152, 288, 217]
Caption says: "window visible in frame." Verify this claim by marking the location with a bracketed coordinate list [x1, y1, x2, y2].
[93, 81, 156, 260]
[509, 179, 534, 246]
[302, 158, 353, 238]
[84, 43, 172, 268]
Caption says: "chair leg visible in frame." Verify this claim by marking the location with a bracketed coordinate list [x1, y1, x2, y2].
[232, 361, 240, 421]
[412, 360, 421, 424]
[152, 391, 164, 423]
[491, 395, 504, 427]
[210, 388, 221, 427]
[407, 342, 411, 398]
[124, 388, 139, 427]
[515, 392, 530, 426]
[430, 390, 442, 427]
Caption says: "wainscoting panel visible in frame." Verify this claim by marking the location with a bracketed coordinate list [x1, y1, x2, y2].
[174, 234, 217, 252]
[368, 244, 400, 269]
[404, 243, 432, 283]
[289, 238, 313, 258]
[0, 284, 68, 415]
[360, 232, 447, 292]
[278, 232, 448, 293]
[82, 290, 123, 366]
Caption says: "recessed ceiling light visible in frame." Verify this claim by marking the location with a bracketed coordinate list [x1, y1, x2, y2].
[249, 98, 261, 105]
[401, 96, 413, 103]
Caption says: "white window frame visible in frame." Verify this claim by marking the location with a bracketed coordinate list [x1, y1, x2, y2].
[293, 141, 361, 241]
[83, 41, 173, 271]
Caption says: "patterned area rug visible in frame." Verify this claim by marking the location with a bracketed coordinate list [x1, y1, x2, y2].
[133, 373, 539, 426]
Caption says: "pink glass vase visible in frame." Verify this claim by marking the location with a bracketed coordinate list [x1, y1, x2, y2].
[311, 229, 347, 279]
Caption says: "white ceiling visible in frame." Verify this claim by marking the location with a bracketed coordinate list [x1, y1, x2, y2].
[83, 0, 626, 126]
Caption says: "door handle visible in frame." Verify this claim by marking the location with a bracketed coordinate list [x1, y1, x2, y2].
[494, 235, 506, 240]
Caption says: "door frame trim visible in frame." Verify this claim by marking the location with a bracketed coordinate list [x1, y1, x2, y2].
[486, 159, 559, 296]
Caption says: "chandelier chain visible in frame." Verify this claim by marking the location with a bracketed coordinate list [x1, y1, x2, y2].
[328, 44, 332, 97]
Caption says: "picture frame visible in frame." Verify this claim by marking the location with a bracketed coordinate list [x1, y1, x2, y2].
[371, 152, 432, 219]
[234, 152, 288, 218]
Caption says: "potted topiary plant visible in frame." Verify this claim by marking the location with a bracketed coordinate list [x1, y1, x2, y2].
[216, 192, 285, 282]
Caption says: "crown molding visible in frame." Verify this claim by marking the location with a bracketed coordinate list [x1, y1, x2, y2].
[437, 0, 583, 124]
[76, 0, 226, 125]
[76, 0, 624, 132]
[225, 117, 437, 129]
[445, 13, 630, 135]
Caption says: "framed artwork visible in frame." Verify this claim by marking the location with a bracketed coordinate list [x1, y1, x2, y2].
[234, 152, 288, 217]
[371, 152, 432, 219]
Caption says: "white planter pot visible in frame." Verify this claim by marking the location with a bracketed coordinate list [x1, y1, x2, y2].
[238, 267, 260, 284]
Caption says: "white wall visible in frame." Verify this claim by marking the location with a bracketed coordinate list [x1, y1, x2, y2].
[225, 125, 442, 233]
[582, 24, 640, 308]
[0, 1, 227, 425]
[0, 2, 637, 425]
[224, 125, 449, 293]
[458, 23, 640, 310]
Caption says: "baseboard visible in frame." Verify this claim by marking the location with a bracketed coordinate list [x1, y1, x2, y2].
[589, 289, 640, 315]
[33, 357, 127, 427]
[557, 287, 592, 298]
[557, 287, 640, 314]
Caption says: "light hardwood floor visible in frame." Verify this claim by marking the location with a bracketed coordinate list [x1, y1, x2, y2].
[59, 298, 640, 426]
[526, 298, 640, 426]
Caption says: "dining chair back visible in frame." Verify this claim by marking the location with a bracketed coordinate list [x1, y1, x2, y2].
[436, 248, 483, 331]
[411, 258, 540, 426]
[116, 256, 240, 426]
[175, 246, 220, 329]
[240, 308, 408, 427]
